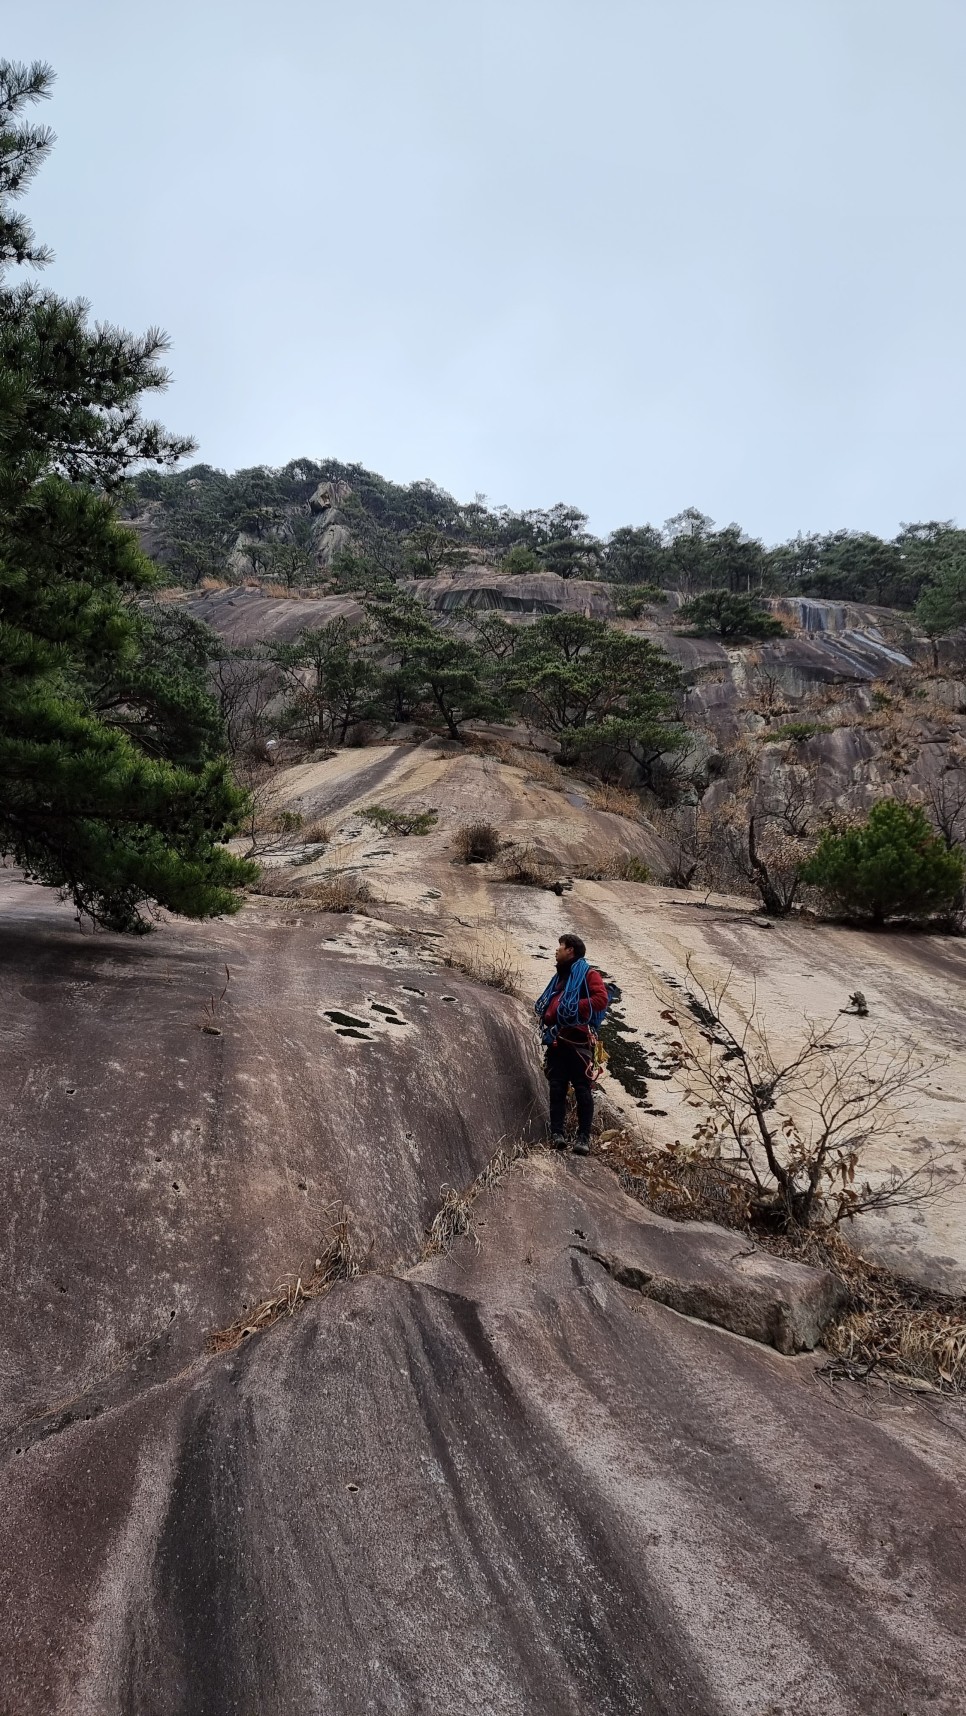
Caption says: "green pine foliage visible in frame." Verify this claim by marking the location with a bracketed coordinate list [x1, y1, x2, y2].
[914, 555, 966, 637]
[504, 613, 686, 779]
[800, 801, 966, 926]
[0, 60, 256, 931]
[677, 589, 786, 640]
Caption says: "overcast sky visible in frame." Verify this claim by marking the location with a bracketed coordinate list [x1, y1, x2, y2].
[9, 1, 966, 541]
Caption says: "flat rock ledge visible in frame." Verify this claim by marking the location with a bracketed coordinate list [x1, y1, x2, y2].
[419, 1156, 848, 1355]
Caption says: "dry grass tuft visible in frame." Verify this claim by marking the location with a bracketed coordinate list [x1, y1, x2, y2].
[590, 784, 644, 821]
[253, 807, 304, 837]
[305, 871, 374, 912]
[252, 867, 374, 910]
[252, 867, 303, 899]
[576, 849, 651, 884]
[300, 817, 331, 845]
[423, 1137, 534, 1257]
[208, 1205, 363, 1352]
[522, 751, 567, 789]
[442, 940, 521, 995]
[453, 820, 501, 863]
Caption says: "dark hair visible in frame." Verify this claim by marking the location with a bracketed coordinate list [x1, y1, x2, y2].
[558, 933, 586, 959]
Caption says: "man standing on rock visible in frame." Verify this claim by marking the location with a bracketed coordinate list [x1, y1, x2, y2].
[535, 934, 610, 1155]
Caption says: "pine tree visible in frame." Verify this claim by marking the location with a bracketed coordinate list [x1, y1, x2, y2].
[0, 61, 256, 931]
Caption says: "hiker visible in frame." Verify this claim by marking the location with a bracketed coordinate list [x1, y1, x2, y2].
[534, 933, 610, 1155]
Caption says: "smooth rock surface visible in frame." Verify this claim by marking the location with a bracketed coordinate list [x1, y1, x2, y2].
[0, 875, 544, 1433]
[1, 1154, 962, 1716]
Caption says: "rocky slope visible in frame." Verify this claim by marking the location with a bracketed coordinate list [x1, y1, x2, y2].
[3, 577, 966, 1714]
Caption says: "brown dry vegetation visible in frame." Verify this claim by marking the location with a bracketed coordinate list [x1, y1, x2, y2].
[590, 784, 644, 820]
[498, 842, 557, 887]
[453, 821, 501, 863]
[598, 1128, 966, 1392]
[253, 867, 374, 911]
[442, 939, 521, 995]
[209, 1205, 362, 1352]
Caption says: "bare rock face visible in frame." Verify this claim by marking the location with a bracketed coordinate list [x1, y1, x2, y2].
[1, 1152, 961, 1716]
[0, 877, 544, 1436]
[502, 1160, 848, 1354]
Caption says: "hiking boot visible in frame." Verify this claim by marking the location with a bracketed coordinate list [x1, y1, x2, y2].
[573, 1135, 591, 1156]
[550, 1133, 568, 1151]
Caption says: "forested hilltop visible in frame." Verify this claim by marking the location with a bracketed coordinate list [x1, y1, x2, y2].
[127, 458, 966, 631]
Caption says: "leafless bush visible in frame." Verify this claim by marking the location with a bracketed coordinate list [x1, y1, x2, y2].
[658, 960, 949, 1231]
[498, 842, 556, 887]
[748, 667, 793, 720]
[453, 821, 501, 863]
[915, 749, 966, 851]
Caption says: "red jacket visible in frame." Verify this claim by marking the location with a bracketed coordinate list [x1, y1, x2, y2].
[542, 967, 610, 1040]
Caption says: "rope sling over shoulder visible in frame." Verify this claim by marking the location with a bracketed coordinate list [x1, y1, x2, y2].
[534, 957, 610, 1083]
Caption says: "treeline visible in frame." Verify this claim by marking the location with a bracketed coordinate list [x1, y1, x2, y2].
[129, 462, 966, 617]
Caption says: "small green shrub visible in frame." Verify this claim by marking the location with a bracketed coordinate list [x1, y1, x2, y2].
[361, 805, 438, 836]
[801, 800, 966, 925]
[769, 721, 833, 743]
[615, 584, 667, 618]
[500, 545, 541, 576]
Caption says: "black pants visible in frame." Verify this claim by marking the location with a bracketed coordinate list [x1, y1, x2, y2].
[546, 1041, 595, 1138]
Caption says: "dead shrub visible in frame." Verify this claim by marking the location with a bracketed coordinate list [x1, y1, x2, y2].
[577, 849, 651, 883]
[499, 842, 556, 887]
[603, 1129, 966, 1393]
[252, 867, 302, 898]
[253, 867, 374, 910]
[253, 807, 304, 838]
[523, 751, 566, 789]
[453, 821, 501, 863]
[659, 959, 948, 1232]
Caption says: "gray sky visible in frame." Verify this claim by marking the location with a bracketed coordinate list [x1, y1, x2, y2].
[10, 0, 966, 541]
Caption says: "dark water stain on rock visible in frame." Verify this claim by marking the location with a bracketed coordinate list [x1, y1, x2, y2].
[599, 1010, 653, 1098]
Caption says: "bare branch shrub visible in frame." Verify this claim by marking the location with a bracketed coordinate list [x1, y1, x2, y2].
[498, 842, 556, 887]
[658, 961, 948, 1231]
